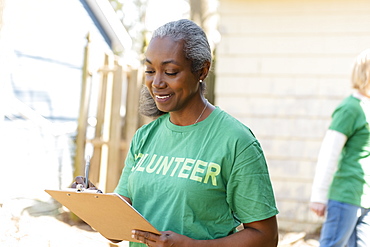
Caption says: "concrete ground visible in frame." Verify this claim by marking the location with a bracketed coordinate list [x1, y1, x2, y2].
[0, 198, 319, 247]
[0, 198, 129, 247]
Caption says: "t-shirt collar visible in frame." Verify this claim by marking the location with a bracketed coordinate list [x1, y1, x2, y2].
[352, 90, 370, 104]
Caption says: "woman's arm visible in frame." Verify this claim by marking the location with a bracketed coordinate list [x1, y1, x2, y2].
[132, 216, 278, 247]
[193, 216, 278, 247]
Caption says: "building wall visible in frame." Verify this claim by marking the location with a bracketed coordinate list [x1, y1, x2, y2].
[216, 0, 370, 232]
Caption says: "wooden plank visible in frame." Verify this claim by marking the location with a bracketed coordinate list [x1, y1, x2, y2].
[105, 60, 124, 193]
[89, 54, 110, 187]
[74, 33, 92, 178]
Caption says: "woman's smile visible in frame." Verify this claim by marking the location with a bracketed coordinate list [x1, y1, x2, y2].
[155, 94, 173, 102]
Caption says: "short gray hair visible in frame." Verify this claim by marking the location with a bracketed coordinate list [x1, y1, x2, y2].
[151, 19, 212, 73]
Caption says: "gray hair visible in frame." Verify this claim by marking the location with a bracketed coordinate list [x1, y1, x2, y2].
[139, 86, 166, 117]
[152, 19, 212, 73]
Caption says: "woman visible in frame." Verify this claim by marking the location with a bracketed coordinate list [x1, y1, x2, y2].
[310, 49, 370, 247]
[78, 19, 279, 247]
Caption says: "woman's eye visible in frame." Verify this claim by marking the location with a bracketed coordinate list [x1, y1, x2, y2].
[166, 72, 178, 76]
[145, 70, 155, 74]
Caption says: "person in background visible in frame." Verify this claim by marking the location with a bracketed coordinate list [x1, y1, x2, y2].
[75, 19, 279, 247]
[310, 49, 370, 247]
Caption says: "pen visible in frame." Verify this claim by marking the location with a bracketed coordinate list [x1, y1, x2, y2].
[85, 156, 90, 189]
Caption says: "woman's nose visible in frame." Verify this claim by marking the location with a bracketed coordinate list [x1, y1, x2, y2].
[152, 75, 166, 88]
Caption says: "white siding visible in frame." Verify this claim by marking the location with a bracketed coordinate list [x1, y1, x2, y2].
[216, 0, 370, 232]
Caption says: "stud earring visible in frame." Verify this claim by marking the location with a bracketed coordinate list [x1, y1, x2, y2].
[200, 80, 203, 83]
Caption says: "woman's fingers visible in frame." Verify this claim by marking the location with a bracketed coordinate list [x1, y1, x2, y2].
[132, 230, 178, 247]
[71, 176, 97, 189]
[132, 230, 158, 246]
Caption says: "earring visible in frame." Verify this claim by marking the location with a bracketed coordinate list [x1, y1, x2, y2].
[200, 80, 203, 83]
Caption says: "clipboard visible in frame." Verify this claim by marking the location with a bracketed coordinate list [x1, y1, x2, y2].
[45, 189, 160, 243]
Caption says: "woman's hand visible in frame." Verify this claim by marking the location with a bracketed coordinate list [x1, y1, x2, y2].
[132, 216, 278, 247]
[132, 230, 193, 247]
[71, 176, 100, 191]
[309, 202, 326, 217]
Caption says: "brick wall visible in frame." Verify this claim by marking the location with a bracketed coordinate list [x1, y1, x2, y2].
[215, 0, 370, 232]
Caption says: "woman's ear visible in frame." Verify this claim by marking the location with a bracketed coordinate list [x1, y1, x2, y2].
[199, 61, 211, 81]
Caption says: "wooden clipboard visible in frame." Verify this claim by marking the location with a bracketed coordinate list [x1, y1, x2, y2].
[45, 189, 160, 243]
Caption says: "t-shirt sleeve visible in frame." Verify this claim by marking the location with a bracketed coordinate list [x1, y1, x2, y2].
[329, 105, 358, 137]
[226, 141, 279, 223]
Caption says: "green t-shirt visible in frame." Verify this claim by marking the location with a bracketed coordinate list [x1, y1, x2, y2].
[329, 95, 370, 208]
[115, 107, 278, 246]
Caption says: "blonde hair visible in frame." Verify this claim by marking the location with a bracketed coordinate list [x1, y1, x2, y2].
[351, 49, 370, 92]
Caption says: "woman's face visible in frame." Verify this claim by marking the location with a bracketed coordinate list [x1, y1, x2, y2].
[144, 37, 200, 113]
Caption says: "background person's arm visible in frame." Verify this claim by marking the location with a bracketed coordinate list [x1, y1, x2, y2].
[309, 130, 347, 216]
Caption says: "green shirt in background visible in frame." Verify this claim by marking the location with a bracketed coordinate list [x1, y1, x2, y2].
[329, 95, 370, 208]
[115, 107, 278, 247]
